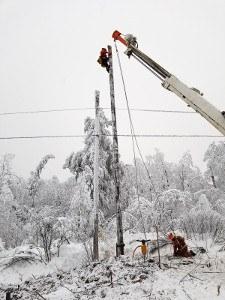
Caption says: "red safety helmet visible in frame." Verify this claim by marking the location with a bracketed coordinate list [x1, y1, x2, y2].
[167, 233, 175, 240]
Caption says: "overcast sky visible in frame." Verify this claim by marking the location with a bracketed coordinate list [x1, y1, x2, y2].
[0, 0, 225, 181]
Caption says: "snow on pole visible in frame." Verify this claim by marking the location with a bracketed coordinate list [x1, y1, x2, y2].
[108, 45, 125, 256]
[93, 90, 100, 261]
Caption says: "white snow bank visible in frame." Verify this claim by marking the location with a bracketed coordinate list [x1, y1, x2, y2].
[0, 242, 85, 286]
[0, 236, 224, 299]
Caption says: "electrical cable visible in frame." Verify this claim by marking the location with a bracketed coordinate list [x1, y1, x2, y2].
[0, 134, 223, 140]
[115, 134, 223, 138]
[0, 108, 94, 116]
[0, 108, 196, 116]
[0, 135, 86, 140]
[121, 109, 195, 113]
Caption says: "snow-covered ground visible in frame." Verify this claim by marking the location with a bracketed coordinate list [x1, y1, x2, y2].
[0, 233, 224, 299]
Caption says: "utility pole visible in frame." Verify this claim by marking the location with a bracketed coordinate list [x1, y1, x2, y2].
[93, 90, 100, 261]
[155, 225, 161, 269]
[108, 45, 125, 256]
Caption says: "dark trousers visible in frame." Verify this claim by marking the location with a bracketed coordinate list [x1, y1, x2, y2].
[101, 57, 110, 71]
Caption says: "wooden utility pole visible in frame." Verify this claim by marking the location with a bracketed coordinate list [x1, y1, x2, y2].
[155, 225, 161, 269]
[6, 291, 11, 300]
[108, 45, 124, 256]
[93, 90, 100, 261]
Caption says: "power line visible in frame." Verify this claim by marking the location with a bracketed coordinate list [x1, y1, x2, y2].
[0, 135, 85, 140]
[0, 134, 223, 140]
[0, 107, 196, 116]
[123, 109, 195, 113]
[116, 134, 224, 138]
[0, 108, 94, 116]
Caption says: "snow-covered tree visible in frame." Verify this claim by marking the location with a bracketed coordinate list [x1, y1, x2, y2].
[69, 173, 94, 242]
[146, 149, 171, 192]
[172, 151, 205, 193]
[28, 154, 55, 207]
[195, 194, 212, 211]
[24, 205, 58, 262]
[120, 163, 136, 210]
[52, 217, 73, 256]
[153, 189, 193, 233]
[204, 141, 225, 190]
[193, 188, 225, 206]
[123, 195, 153, 234]
[0, 154, 21, 248]
[214, 198, 225, 215]
[181, 193, 225, 240]
[133, 158, 154, 200]
[0, 183, 19, 248]
[63, 109, 116, 216]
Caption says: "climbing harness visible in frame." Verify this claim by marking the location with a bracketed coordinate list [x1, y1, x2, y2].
[97, 57, 102, 65]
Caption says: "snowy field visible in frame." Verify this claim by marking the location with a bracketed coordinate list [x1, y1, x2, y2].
[0, 233, 224, 300]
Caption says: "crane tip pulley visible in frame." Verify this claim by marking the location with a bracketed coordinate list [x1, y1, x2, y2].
[112, 30, 138, 56]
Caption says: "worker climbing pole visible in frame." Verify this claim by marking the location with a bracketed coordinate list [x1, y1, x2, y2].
[98, 45, 125, 256]
[97, 48, 111, 73]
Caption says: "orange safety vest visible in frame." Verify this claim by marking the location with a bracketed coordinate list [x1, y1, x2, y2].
[100, 49, 107, 57]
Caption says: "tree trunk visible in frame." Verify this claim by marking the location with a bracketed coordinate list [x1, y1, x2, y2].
[210, 166, 216, 188]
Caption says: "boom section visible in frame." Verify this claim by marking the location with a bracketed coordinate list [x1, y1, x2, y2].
[128, 44, 171, 79]
[163, 76, 225, 136]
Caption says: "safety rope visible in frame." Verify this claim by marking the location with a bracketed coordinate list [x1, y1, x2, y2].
[114, 41, 164, 238]
[114, 41, 159, 197]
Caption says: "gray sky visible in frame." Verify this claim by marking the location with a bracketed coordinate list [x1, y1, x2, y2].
[0, 0, 225, 181]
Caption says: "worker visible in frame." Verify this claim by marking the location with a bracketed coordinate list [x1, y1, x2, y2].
[167, 233, 196, 257]
[97, 48, 111, 73]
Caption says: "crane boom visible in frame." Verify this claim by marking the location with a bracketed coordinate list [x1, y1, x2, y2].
[112, 30, 225, 136]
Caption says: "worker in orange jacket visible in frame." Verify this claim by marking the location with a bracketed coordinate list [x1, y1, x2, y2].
[97, 48, 111, 73]
[167, 233, 196, 257]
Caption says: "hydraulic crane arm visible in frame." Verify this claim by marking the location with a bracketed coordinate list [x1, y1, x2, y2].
[112, 30, 225, 136]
